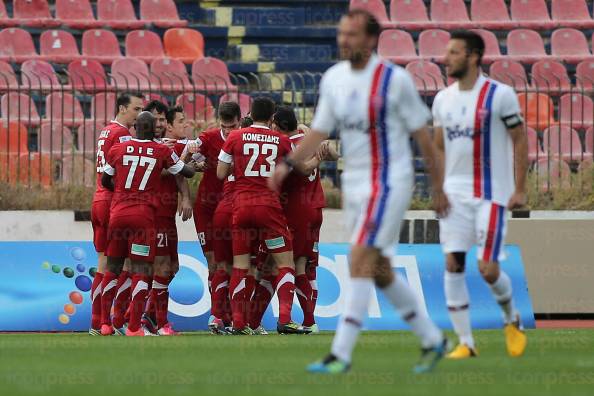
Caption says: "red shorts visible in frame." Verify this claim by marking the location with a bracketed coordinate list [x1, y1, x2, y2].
[106, 214, 156, 262]
[193, 202, 215, 253]
[232, 205, 292, 256]
[212, 207, 233, 264]
[155, 216, 178, 262]
[287, 207, 323, 263]
[91, 199, 111, 252]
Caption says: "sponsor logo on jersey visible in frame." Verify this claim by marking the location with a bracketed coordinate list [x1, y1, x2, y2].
[446, 125, 474, 141]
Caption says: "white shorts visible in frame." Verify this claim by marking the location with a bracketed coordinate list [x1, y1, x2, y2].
[344, 179, 412, 256]
[439, 194, 508, 262]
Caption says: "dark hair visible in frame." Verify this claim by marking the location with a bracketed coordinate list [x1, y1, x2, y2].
[219, 101, 241, 122]
[115, 92, 143, 115]
[240, 115, 253, 128]
[166, 105, 184, 125]
[450, 30, 485, 66]
[250, 97, 276, 122]
[273, 106, 298, 132]
[344, 9, 381, 40]
[144, 100, 168, 115]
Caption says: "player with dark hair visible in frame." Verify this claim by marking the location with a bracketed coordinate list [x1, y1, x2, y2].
[89, 92, 143, 336]
[215, 97, 310, 335]
[100, 111, 195, 336]
[144, 100, 169, 139]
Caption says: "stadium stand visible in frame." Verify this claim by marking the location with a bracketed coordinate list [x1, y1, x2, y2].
[21, 59, 62, 91]
[559, 93, 594, 130]
[90, 93, 116, 124]
[543, 126, 590, 162]
[510, 0, 556, 30]
[418, 29, 450, 61]
[471, 29, 503, 63]
[0, 121, 28, 154]
[68, 59, 111, 93]
[535, 157, 571, 190]
[576, 60, 594, 91]
[44, 93, 85, 127]
[507, 29, 549, 64]
[430, 0, 470, 29]
[163, 28, 204, 64]
[97, 0, 145, 29]
[40, 30, 80, 64]
[377, 29, 418, 64]
[55, 0, 104, 29]
[389, 0, 432, 30]
[350, 0, 390, 25]
[406, 60, 445, 92]
[586, 127, 594, 154]
[0, 28, 39, 63]
[470, 0, 515, 30]
[489, 60, 530, 91]
[13, 0, 60, 28]
[125, 30, 166, 63]
[551, 28, 592, 64]
[38, 122, 74, 154]
[1, 92, 41, 126]
[551, 0, 594, 29]
[0, 61, 18, 90]
[518, 93, 557, 131]
[219, 93, 252, 117]
[110, 58, 152, 91]
[192, 57, 237, 93]
[0, 0, 17, 27]
[526, 126, 544, 163]
[531, 60, 572, 93]
[140, 0, 188, 28]
[82, 29, 123, 65]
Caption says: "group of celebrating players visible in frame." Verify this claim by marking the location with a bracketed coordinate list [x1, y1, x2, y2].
[88, 92, 336, 336]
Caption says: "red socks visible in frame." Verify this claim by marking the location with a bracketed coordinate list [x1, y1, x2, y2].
[229, 268, 248, 329]
[249, 275, 275, 329]
[151, 275, 171, 329]
[275, 267, 296, 325]
[100, 271, 118, 326]
[295, 273, 315, 327]
[112, 271, 131, 329]
[244, 274, 256, 320]
[128, 274, 150, 332]
[210, 269, 230, 322]
[91, 272, 104, 330]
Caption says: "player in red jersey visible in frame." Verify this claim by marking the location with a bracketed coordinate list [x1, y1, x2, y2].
[215, 97, 310, 335]
[100, 112, 195, 336]
[186, 102, 241, 327]
[89, 92, 143, 335]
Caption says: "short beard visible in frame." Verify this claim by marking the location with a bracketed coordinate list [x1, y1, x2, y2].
[449, 64, 469, 80]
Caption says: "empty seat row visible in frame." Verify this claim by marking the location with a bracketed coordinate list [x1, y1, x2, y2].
[0, 27, 204, 64]
[379, 28, 594, 65]
[352, 0, 594, 30]
[526, 126, 594, 162]
[531, 157, 593, 192]
[0, 0, 186, 29]
[0, 56, 236, 93]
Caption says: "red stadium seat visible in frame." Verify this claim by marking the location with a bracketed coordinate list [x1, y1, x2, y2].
[192, 57, 238, 93]
[405, 60, 445, 93]
[55, 0, 103, 29]
[525, 127, 545, 163]
[470, 29, 502, 63]
[377, 30, 417, 64]
[350, 0, 389, 25]
[0, 28, 39, 63]
[418, 29, 450, 62]
[40, 30, 80, 64]
[0, 152, 53, 186]
[219, 93, 252, 117]
[111, 58, 152, 91]
[506, 29, 549, 64]
[543, 126, 589, 162]
[551, 28, 591, 64]
[56, 154, 96, 186]
[176, 93, 215, 124]
[470, 0, 516, 30]
[150, 58, 192, 92]
[163, 28, 205, 64]
[390, 0, 432, 30]
[430, 0, 472, 29]
[531, 60, 572, 93]
[97, 0, 145, 29]
[13, 0, 60, 28]
[534, 158, 571, 191]
[551, 0, 594, 29]
[45, 93, 85, 127]
[77, 120, 103, 157]
[125, 30, 165, 63]
[21, 60, 62, 91]
[68, 59, 111, 93]
[38, 122, 74, 154]
[0, 1, 17, 27]
[0, 61, 18, 91]
[0, 121, 28, 153]
[489, 60, 530, 92]
[576, 60, 594, 91]
[82, 29, 123, 65]
[1, 93, 41, 126]
[585, 127, 594, 154]
[140, 0, 188, 28]
[142, 93, 169, 107]
[518, 93, 557, 131]
[510, 0, 556, 30]
[577, 157, 593, 188]
[559, 93, 594, 130]
[91, 93, 116, 125]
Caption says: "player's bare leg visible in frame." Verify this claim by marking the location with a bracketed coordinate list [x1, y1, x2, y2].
[90, 252, 107, 335]
[100, 256, 125, 335]
[112, 258, 133, 334]
[271, 251, 311, 334]
[125, 260, 155, 336]
[229, 254, 253, 334]
[308, 245, 445, 374]
[294, 256, 316, 331]
[479, 260, 526, 357]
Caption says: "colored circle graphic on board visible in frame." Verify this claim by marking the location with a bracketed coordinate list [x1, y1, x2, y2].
[76, 264, 86, 273]
[70, 247, 86, 262]
[64, 304, 75, 315]
[69, 291, 83, 305]
[89, 267, 97, 278]
[42, 262, 50, 270]
[75, 275, 92, 292]
[63, 267, 74, 278]
[51, 264, 61, 273]
[58, 314, 69, 324]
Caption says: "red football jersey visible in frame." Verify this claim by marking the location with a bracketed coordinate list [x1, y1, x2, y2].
[93, 121, 132, 202]
[105, 139, 184, 216]
[219, 125, 292, 208]
[217, 174, 236, 213]
[284, 133, 326, 209]
[156, 140, 188, 218]
[194, 128, 226, 210]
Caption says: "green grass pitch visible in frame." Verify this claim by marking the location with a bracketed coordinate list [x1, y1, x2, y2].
[1, 329, 593, 396]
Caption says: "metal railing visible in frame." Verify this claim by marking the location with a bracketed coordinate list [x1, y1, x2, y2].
[0, 68, 592, 195]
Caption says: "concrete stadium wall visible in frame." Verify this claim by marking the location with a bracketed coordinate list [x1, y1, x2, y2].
[1, 210, 593, 314]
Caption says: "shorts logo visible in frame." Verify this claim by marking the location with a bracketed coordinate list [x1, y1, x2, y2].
[198, 232, 206, 246]
[265, 237, 286, 250]
[131, 244, 150, 257]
